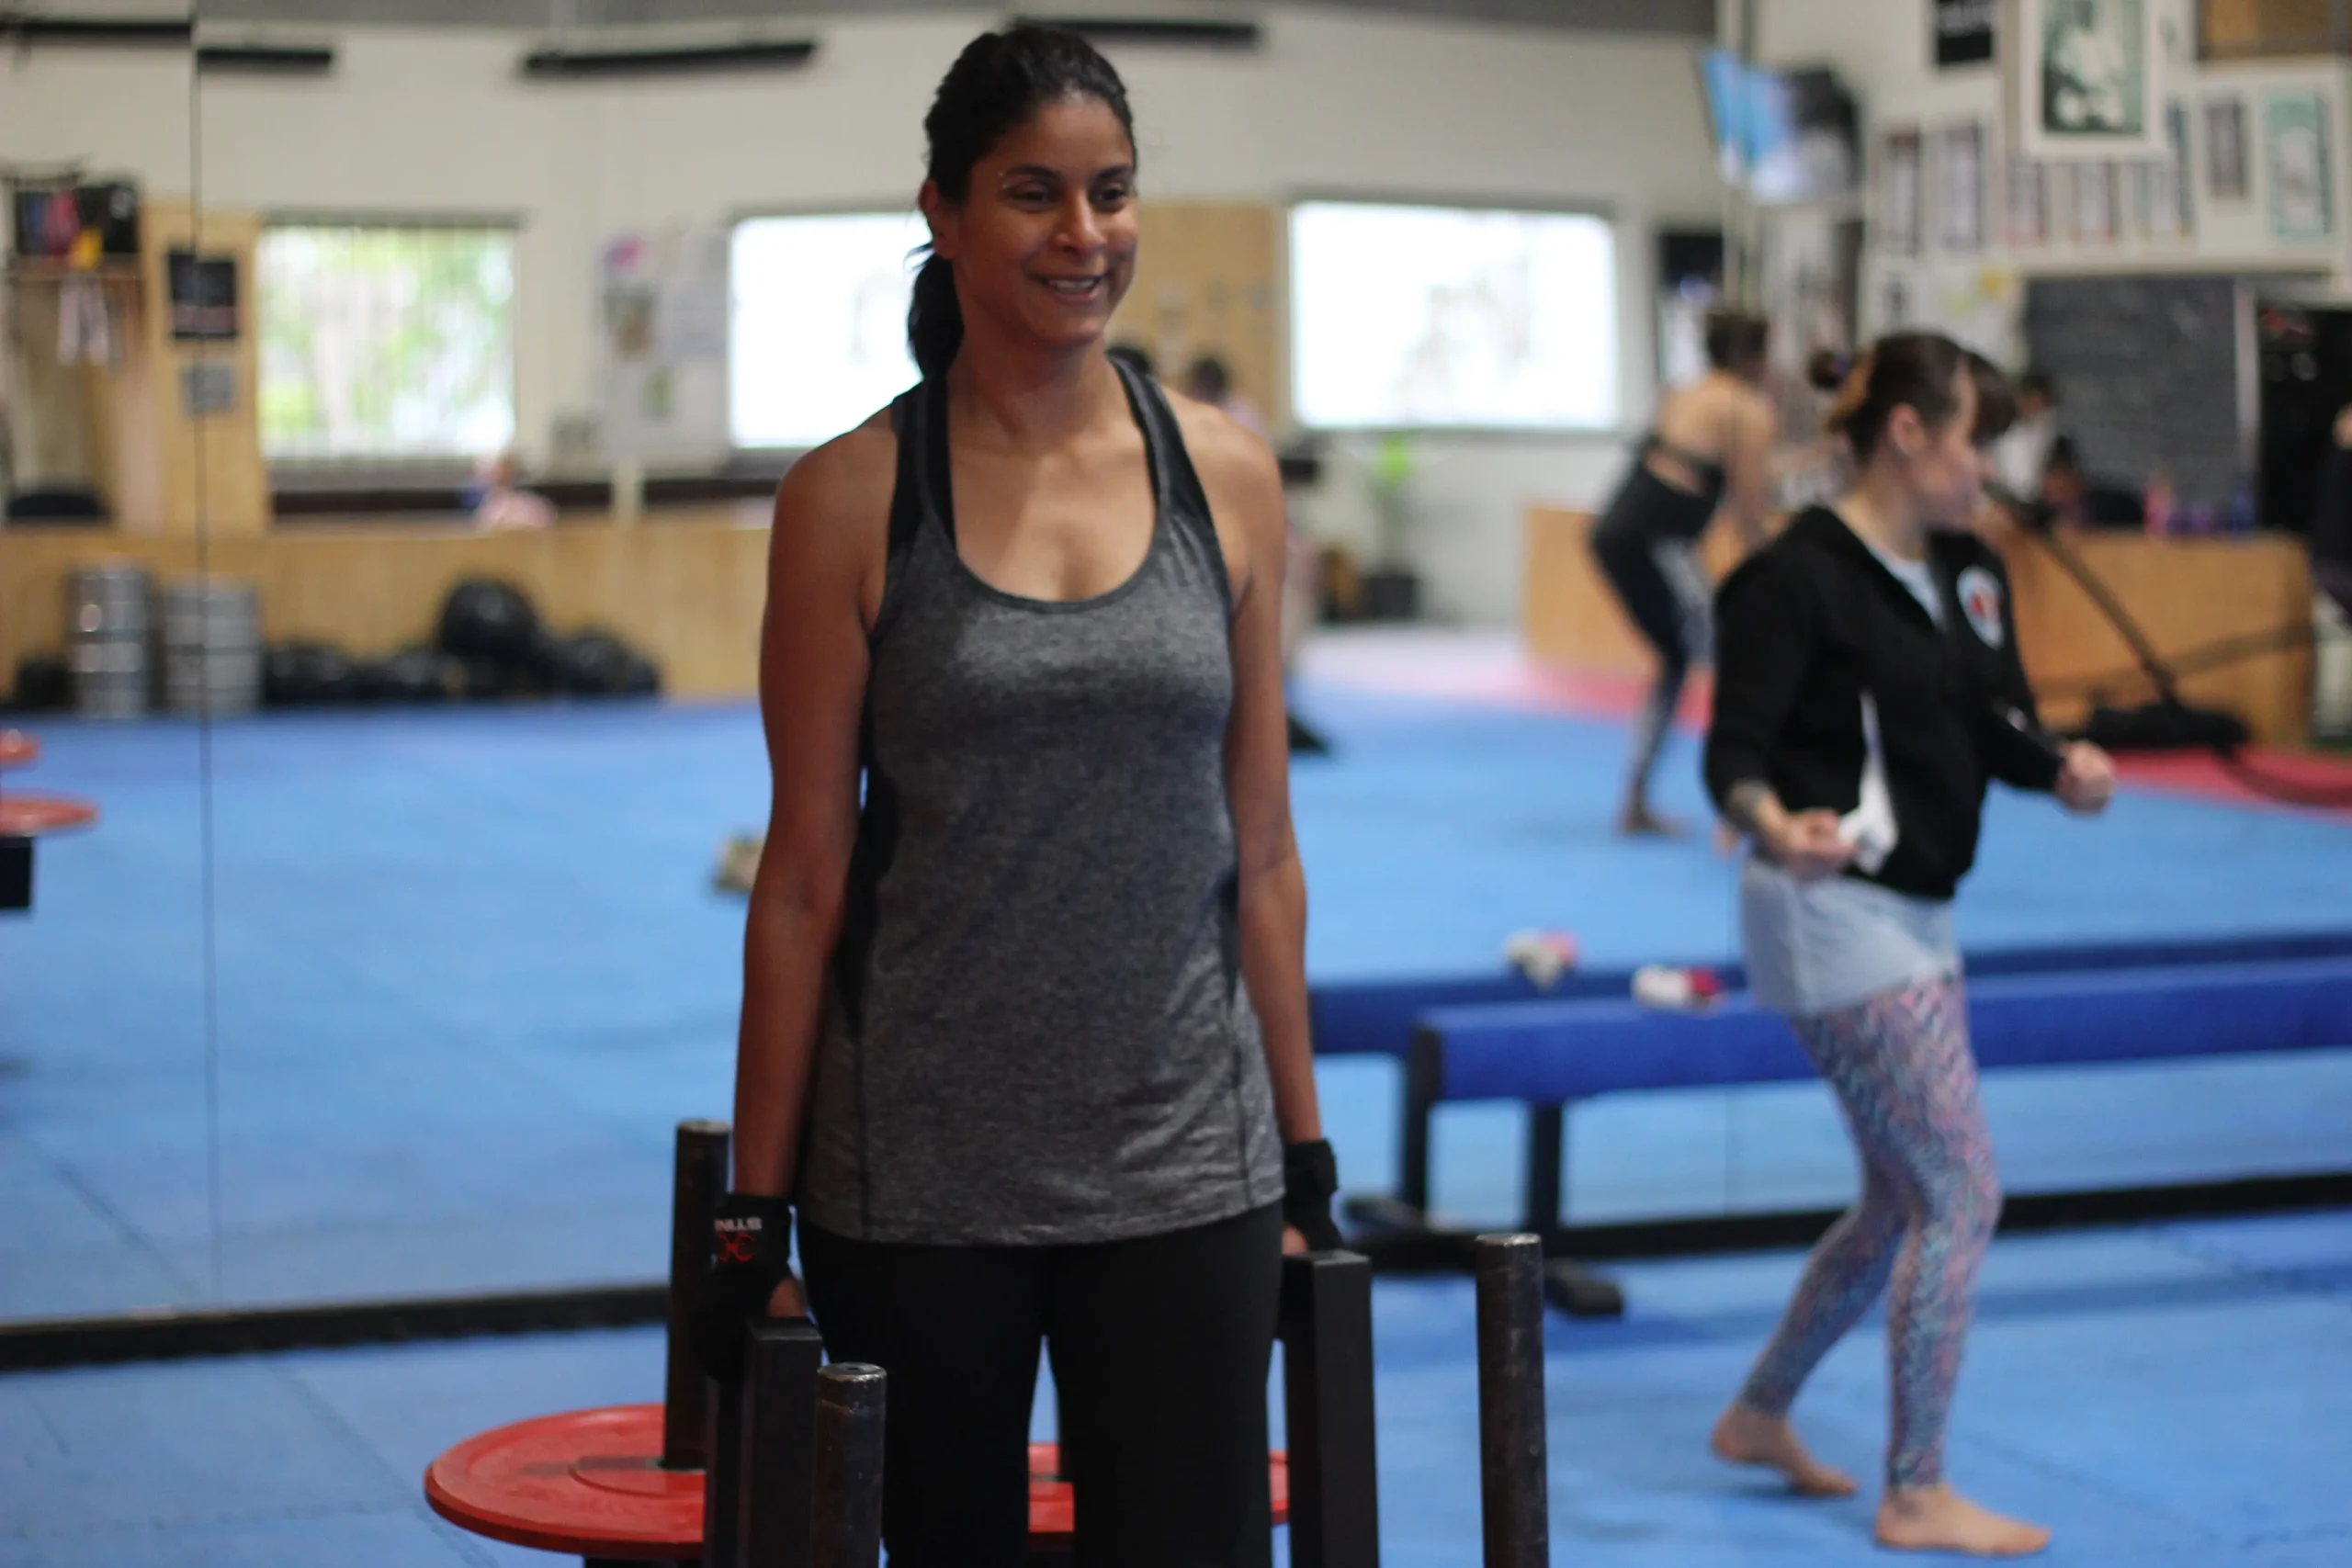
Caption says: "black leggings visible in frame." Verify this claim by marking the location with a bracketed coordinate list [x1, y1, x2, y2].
[797, 1202, 1284, 1568]
[1591, 509, 1712, 800]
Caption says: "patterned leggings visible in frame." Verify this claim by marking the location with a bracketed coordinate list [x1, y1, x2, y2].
[1735, 974, 2001, 1488]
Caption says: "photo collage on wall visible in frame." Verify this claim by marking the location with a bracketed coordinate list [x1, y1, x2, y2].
[1873, 4, 2339, 334]
[1973, 0, 2336, 252]
[1884, 112, 2188, 260]
[1990, 0, 2190, 251]
[1982, 85, 2338, 251]
[2265, 91, 2334, 244]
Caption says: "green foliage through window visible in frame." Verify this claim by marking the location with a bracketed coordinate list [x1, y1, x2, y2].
[258, 225, 516, 463]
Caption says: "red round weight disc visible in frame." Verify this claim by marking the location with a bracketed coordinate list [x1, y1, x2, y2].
[425, 1408, 1291, 1559]
[0, 795, 96, 836]
[425, 1404, 701, 1560]
[0, 731, 36, 769]
[1026, 1442, 1288, 1546]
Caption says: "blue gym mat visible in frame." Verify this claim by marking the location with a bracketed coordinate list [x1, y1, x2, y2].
[4, 1210, 2346, 1566]
[4, 681, 2351, 1317]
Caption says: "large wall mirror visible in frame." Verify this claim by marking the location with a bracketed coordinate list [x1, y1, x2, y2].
[3, 5, 210, 1331]
[8, 1, 1742, 1344]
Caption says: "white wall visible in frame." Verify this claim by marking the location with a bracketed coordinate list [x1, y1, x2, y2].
[0, 47, 195, 491]
[0, 47, 193, 178]
[15, 8, 1725, 625]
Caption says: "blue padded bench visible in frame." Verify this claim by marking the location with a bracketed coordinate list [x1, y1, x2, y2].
[1385, 957, 2352, 1314]
[1307, 931, 2352, 1059]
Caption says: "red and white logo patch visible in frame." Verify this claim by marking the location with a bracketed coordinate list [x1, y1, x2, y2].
[1957, 565, 2005, 648]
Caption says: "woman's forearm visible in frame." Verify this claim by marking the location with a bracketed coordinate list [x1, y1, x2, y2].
[1237, 846, 1320, 1144]
[731, 878, 844, 1197]
[1724, 779, 1791, 841]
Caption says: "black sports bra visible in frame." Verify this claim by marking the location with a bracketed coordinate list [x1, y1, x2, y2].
[1644, 432, 1727, 504]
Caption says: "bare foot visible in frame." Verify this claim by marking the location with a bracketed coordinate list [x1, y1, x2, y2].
[1710, 1404, 1860, 1497]
[1618, 804, 1688, 839]
[1876, 1484, 2051, 1557]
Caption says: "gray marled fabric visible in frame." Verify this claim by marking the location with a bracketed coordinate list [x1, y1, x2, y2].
[797, 365, 1282, 1246]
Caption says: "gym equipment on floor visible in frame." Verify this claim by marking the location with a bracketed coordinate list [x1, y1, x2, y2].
[1, 728, 96, 913]
[426, 1119, 1379, 1566]
[1473, 1234, 1547, 1568]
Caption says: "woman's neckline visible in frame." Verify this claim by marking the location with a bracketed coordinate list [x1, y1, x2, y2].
[925, 363, 1167, 614]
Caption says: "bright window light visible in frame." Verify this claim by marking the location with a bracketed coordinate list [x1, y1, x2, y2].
[730, 211, 930, 449]
[1289, 201, 1618, 432]
[258, 224, 516, 462]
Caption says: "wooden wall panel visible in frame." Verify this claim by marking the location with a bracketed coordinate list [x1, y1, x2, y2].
[1521, 505, 1747, 676]
[2203, 0, 2338, 54]
[138, 201, 271, 536]
[2006, 530, 2314, 747]
[1, 505, 773, 699]
[1109, 203, 1286, 432]
[1523, 506, 2316, 746]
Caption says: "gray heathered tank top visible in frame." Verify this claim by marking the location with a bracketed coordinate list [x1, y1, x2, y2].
[795, 362, 1283, 1246]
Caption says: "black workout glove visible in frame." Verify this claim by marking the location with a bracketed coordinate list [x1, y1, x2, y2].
[691, 1192, 798, 1383]
[1282, 1139, 1345, 1253]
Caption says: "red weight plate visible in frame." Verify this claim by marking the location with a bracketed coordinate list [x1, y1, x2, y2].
[427, 1408, 1292, 1558]
[0, 732, 36, 769]
[424, 1404, 700, 1560]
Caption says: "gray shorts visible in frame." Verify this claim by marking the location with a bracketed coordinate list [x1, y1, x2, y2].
[1740, 856, 1960, 1018]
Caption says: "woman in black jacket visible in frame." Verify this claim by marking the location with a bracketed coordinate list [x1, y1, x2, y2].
[1702, 333, 2114, 1557]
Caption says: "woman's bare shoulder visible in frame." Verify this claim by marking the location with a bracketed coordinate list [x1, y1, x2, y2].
[767, 406, 901, 615]
[775, 406, 899, 525]
[1165, 391, 1282, 518]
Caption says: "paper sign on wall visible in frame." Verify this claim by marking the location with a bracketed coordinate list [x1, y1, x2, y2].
[1937, 0, 1996, 67]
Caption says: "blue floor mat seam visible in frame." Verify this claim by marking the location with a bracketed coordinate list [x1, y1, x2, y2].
[274, 1356, 437, 1501]
[0, 1495, 422, 1544]
[1946, 1420, 2234, 1543]
[2147, 1229, 2352, 1306]
[2245, 1523, 2352, 1548]
[13, 1125, 209, 1301]
[278, 1349, 580, 1568]
[424, 1513, 508, 1568]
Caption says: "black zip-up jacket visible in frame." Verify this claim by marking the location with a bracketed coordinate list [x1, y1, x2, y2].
[1704, 506, 2066, 901]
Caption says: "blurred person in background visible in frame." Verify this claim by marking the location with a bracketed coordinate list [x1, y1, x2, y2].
[471, 450, 556, 532]
[1590, 308, 1778, 836]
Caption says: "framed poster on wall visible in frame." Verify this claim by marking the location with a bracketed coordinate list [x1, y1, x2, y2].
[1936, 0, 1996, 67]
[2070, 161, 2119, 243]
[166, 250, 239, 341]
[1882, 272, 1915, 332]
[1939, 121, 1987, 251]
[1880, 126, 1924, 256]
[2204, 96, 2249, 204]
[2267, 92, 2335, 243]
[2006, 153, 2048, 245]
[2161, 99, 2194, 238]
[2009, 0, 2164, 158]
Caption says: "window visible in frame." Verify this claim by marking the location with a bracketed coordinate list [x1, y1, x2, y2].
[729, 211, 929, 450]
[258, 223, 516, 464]
[1289, 201, 1619, 432]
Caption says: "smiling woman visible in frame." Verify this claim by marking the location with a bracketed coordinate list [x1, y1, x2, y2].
[697, 23, 1334, 1568]
[904, 28, 1139, 384]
